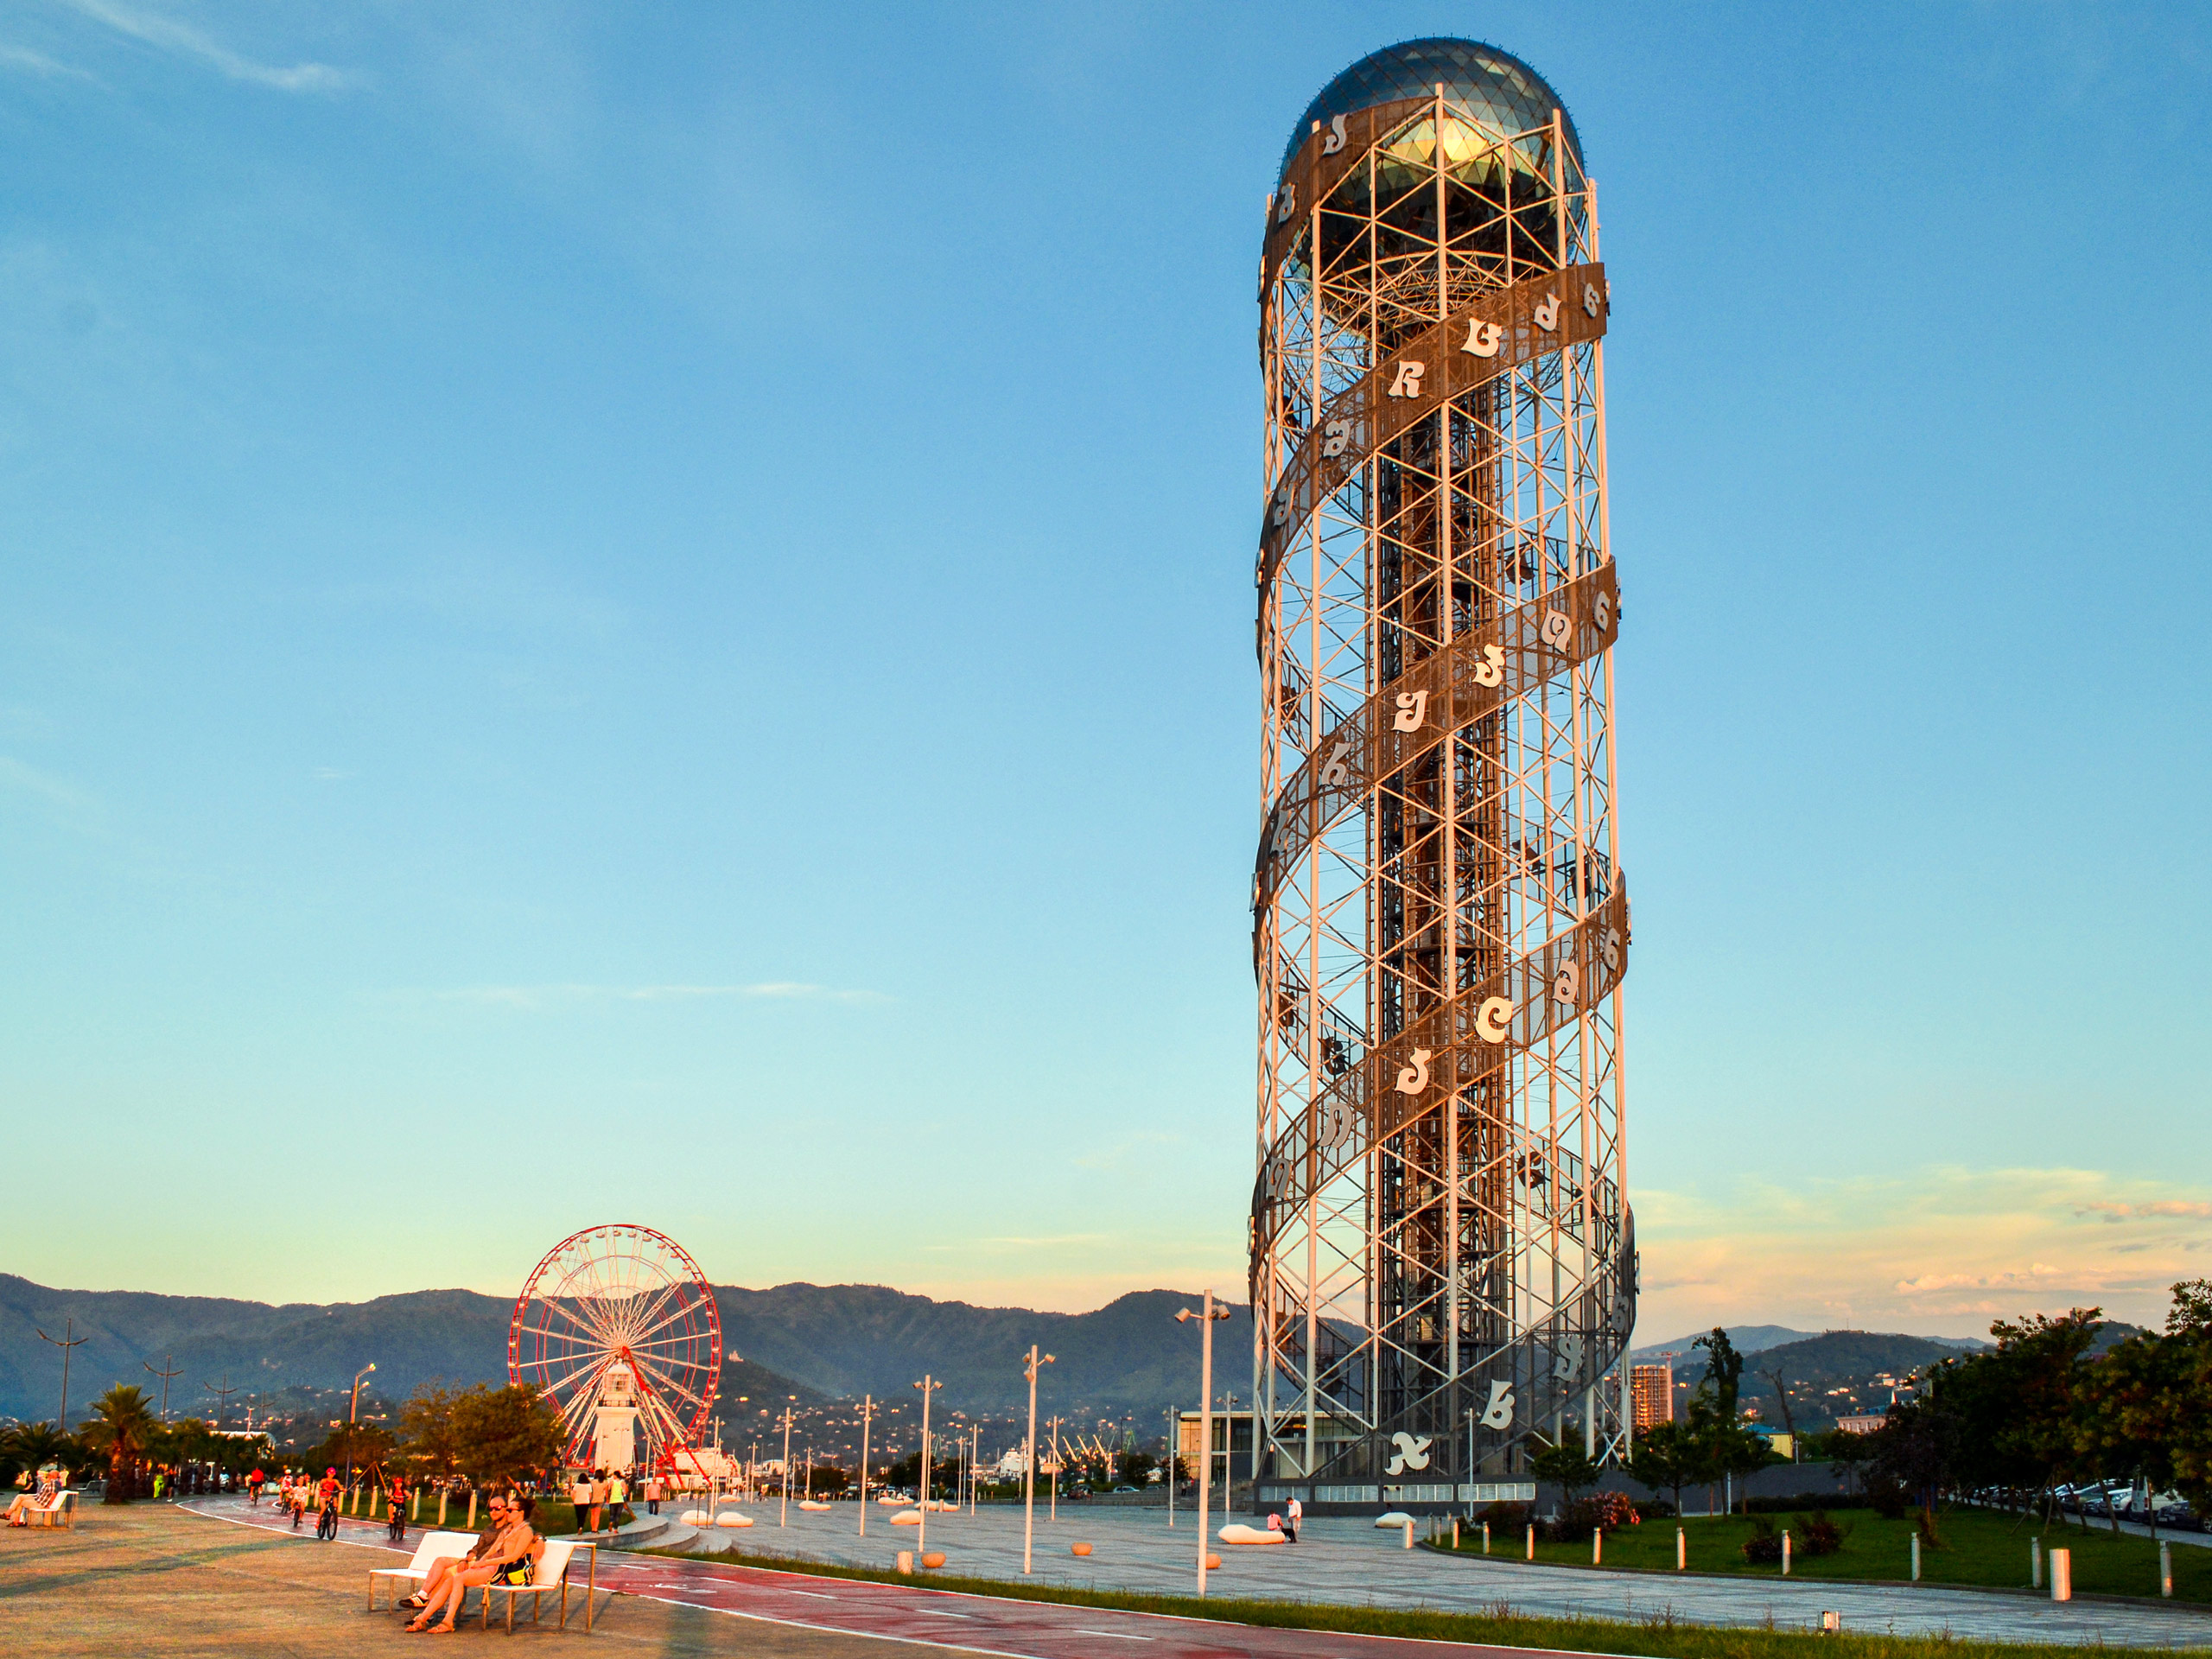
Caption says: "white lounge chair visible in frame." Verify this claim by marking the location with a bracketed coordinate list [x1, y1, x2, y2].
[24, 1491, 75, 1530]
[481, 1539, 596, 1633]
[368, 1529, 476, 1611]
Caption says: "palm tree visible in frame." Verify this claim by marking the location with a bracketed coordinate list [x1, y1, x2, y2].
[79, 1385, 159, 1503]
[8, 1421, 72, 1483]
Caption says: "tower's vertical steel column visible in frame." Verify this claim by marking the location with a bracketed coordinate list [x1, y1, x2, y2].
[1250, 39, 1635, 1503]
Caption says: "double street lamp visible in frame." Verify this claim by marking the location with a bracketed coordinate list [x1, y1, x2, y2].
[1175, 1291, 1232, 1597]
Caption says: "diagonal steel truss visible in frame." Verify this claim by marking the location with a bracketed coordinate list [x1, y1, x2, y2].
[1251, 89, 1636, 1500]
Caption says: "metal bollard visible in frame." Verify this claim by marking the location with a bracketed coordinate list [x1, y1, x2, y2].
[1404, 1518, 1414, 1549]
[1592, 1529, 1602, 1565]
[1526, 1522, 1535, 1560]
[2161, 1540, 2172, 1599]
[1452, 1517, 1460, 1549]
[2031, 1536, 2041, 1589]
[2050, 1546, 2071, 1602]
[897, 1550, 913, 1575]
[1783, 1530, 1792, 1575]
[1676, 1526, 1686, 1571]
[1911, 1533, 1921, 1582]
[1482, 1522, 1490, 1554]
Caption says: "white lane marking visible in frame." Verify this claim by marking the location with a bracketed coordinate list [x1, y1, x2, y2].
[175, 1503, 405, 1555]
[918, 1608, 977, 1618]
[780, 1589, 837, 1599]
[1068, 1632, 1154, 1641]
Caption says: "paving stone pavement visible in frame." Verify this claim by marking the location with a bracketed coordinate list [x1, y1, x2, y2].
[668, 1499, 2212, 1648]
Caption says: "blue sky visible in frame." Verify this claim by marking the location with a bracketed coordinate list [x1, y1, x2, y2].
[2, 2, 2207, 1339]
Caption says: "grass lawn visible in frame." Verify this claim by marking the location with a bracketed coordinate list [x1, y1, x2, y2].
[1440, 1508, 2210, 1604]
[645, 1541, 2212, 1659]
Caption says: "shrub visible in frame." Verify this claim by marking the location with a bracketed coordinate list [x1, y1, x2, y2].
[1740, 1516, 1783, 1563]
[1793, 1510, 1847, 1557]
[1474, 1502, 1531, 1529]
[1868, 1478, 1908, 1520]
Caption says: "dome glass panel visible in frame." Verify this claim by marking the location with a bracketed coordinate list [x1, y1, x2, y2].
[1281, 37, 1582, 182]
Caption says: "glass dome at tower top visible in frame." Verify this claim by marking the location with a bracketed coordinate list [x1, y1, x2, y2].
[1280, 37, 1584, 182]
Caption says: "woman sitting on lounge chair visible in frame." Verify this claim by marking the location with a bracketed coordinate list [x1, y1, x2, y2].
[404, 1497, 542, 1634]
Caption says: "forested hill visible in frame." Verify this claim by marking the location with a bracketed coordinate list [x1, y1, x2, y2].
[0, 1274, 1251, 1424]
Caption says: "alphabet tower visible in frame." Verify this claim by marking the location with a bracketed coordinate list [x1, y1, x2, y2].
[1251, 39, 1632, 1506]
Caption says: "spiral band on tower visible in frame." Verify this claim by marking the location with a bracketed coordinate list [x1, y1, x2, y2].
[1252, 40, 1634, 1505]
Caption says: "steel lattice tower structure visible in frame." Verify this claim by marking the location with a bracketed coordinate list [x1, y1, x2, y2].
[1250, 39, 1635, 1506]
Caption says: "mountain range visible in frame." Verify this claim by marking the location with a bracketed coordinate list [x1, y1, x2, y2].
[0, 1273, 1251, 1427]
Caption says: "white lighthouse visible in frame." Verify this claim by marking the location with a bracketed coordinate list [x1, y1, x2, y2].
[593, 1359, 641, 1473]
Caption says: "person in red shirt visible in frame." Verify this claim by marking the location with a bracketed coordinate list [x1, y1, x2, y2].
[315, 1469, 341, 1541]
[248, 1468, 265, 1507]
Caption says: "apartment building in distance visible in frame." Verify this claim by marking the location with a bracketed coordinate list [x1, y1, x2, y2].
[1630, 1363, 1675, 1431]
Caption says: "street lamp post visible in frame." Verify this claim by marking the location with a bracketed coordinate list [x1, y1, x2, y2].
[778, 1404, 796, 1528]
[346, 1363, 378, 1491]
[203, 1375, 238, 1435]
[143, 1355, 183, 1423]
[1047, 1416, 1063, 1522]
[1176, 1290, 1232, 1596]
[1166, 1406, 1176, 1529]
[35, 1319, 86, 1436]
[1021, 1346, 1053, 1574]
[857, 1395, 874, 1537]
[914, 1376, 943, 1560]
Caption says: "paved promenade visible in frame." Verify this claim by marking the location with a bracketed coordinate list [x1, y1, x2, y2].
[666, 1498, 2212, 1649]
[17, 1492, 2200, 1656]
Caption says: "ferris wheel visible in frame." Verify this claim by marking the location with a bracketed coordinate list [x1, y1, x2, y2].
[508, 1223, 721, 1467]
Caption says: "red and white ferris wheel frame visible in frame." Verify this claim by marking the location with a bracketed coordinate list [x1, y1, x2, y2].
[507, 1222, 721, 1465]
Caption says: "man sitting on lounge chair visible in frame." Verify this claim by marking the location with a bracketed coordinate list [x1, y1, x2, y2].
[397, 1493, 512, 1615]
[5, 1473, 63, 1527]
[405, 1497, 543, 1635]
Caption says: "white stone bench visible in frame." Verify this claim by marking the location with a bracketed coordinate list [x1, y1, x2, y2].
[367, 1529, 475, 1611]
[481, 1539, 595, 1633]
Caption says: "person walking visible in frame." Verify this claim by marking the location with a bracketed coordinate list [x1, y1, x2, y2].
[1286, 1493, 1301, 1542]
[645, 1474, 663, 1516]
[586, 1472, 607, 1535]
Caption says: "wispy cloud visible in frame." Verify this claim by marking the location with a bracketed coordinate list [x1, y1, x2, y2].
[2079, 1200, 2212, 1222]
[61, 0, 346, 92]
[0, 753, 90, 811]
[1634, 1166, 2212, 1337]
[1894, 1263, 2064, 1294]
[0, 41, 93, 78]
[422, 982, 886, 1011]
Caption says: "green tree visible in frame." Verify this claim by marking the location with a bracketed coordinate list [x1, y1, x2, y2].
[1919, 1306, 2101, 1521]
[1692, 1328, 1745, 1421]
[5, 1422, 69, 1484]
[451, 1384, 566, 1486]
[2161, 1281, 2212, 1516]
[1815, 1425, 1875, 1493]
[400, 1383, 464, 1482]
[78, 1385, 159, 1503]
[1530, 1438, 1601, 1511]
[1868, 1393, 1962, 1539]
[1627, 1421, 1703, 1515]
